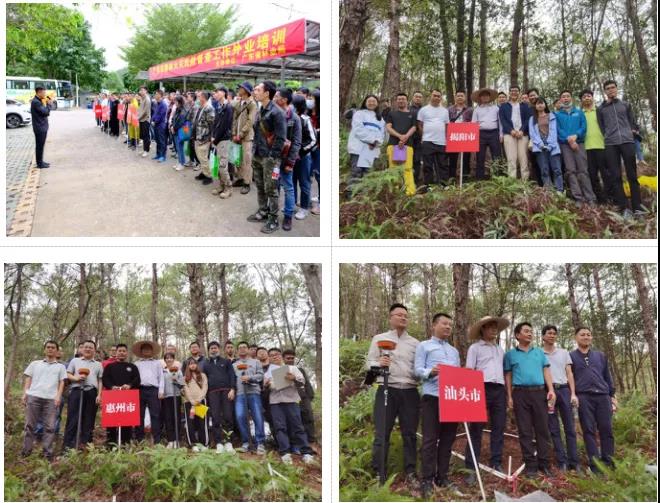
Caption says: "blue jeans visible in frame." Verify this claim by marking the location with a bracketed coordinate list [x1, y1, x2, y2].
[293, 153, 312, 209]
[311, 148, 320, 201]
[535, 150, 564, 191]
[280, 167, 295, 217]
[155, 127, 167, 159]
[634, 139, 644, 161]
[174, 133, 187, 165]
[548, 386, 579, 466]
[235, 393, 265, 446]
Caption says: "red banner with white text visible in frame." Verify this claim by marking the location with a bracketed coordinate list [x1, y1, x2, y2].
[438, 365, 487, 422]
[101, 389, 141, 427]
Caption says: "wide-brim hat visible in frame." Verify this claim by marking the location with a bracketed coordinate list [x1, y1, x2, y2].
[237, 81, 253, 95]
[469, 316, 510, 340]
[471, 88, 498, 104]
[132, 340, 161, 358]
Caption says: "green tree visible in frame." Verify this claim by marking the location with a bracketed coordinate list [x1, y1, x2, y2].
[121, 4, 251, 76]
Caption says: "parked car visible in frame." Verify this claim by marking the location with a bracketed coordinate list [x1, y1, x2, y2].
[6, 99, 32, 129]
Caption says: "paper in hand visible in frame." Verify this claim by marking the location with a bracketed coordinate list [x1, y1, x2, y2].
[271, 365, 294, 391]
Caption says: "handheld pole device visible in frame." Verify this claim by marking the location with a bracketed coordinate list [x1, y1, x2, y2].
[376, 340, 397, 486]
[171, 365, 180, 448]
[75, 368, 90, 449]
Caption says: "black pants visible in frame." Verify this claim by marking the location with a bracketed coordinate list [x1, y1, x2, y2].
[512, 388, 552, 471]
[272, 402, 313, 455]
[139, 121, 151, 152]
[604, 143, 641, 211]
[371, 386, 420, 476]
[422, 142, 448, 184]
[184, 402, 209, 446]
[135, 385, 161, 443]
[586, 148, 612, 204]
[34, 129, 48, 166]
[207, 389, 234, 444]
[448, 152, 471, 181]
[577, 393, 614, 470]
[299, 397, 316, 443]
[420, 394, 458, 482]
[465, 383, 507, 469]
[548, 385, 579, 466]
[63, 387, 98, 449]
[412, 140, 423, 185]
[476, 129, 501, 179]
[161, 395, 182, 443]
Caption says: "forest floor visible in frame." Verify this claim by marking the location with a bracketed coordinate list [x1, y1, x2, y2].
[4, 390, 322, 501]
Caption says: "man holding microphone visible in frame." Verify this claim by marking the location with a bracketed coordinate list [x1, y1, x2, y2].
[30, 87, 53, 169]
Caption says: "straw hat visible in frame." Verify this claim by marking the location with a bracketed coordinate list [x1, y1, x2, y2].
[471, 88, 498, 104]
[468, 316, 510, 340]
[131, 340, 161, 358]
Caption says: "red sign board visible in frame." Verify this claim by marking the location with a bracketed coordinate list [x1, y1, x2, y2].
[148, 18, 308, 81]
[101, 389, 141, 427]
[445, 122, 480, 153]
[438, 365, 487, 422]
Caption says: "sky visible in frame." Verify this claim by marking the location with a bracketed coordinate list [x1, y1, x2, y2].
[66, 1, 322, 71]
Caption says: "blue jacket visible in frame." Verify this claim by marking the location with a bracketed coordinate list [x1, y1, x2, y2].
[528, 113, 560, 156]
[498, 102, 532, 135]
[152, 99, 168, 130]
[569, 349, 615, 396]
[555, 107, 586, 144]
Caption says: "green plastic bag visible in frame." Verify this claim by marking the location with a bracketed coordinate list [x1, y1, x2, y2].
[184, 140, 190, 157]
[229, 142, 242, 166]
[209, 146, 219, 179]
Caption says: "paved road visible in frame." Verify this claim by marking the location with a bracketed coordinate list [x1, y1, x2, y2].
[30, 109, 319, 237]
[5, 125, 35, 232]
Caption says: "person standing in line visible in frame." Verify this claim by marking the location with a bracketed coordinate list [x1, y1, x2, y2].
[366, 303, 420, 488]
[597, 79, 643, 217]
[528, 97, 564, 192]
[151, 90, 168, 163]
[499, 85, 532, 180]
[417, 89, 450, 186]
[580, 89, 610, 204]
[463, 316, 509, 485]
[161, 352, 184, 448]
[409, 91, 425, 186]
[182, 358, 209, 451]
[504, 322, 555, 478]
[471, 88, 502, 179]
[21, 340, 67, 461]
[555, 90, 596, 206]
[30, 86, 53, 169]
[137, 86, 152, 158]
[233, 341, 266, 453]
[542, 325, 580, 472]
[133, 340, 164, 445]
[414, 313, 461, 498]
[231, 82, 258, 195]
[192, 91, 216, 186]
[210, 86, 234, 199]
[447, 90, 474, 182]
[570, 327, 617, 473]
[203, 341, 236, 453]
[385, 92, 418, 195]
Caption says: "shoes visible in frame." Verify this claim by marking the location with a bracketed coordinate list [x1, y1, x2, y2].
[158, 157, 167, 163]
[184, 162, 193, 167]
[310, 203, 320, 215]
[202, 178, 212, 185]
[240, 184, 251, 195]
[634, 209, 647, 218]
[152, 156, 160, 160]
[233, 179, 245, 187]
[539, 467, 552, 477]
[559, 463, 567, 472]
[236, 443, 249, 453]
[622, 208, 633, 220]
[192, 164, 201, 171]
[224, 442, 235, 454]
[404, 472, 419, 491]
[195, 173, 205, 180]
[192, 445, 201, 452]
[420, 480, 434, 499]
[465, 471, 477, 485]
[256, 444, 266, 455]
[524, 469, 539, 478]
[434, 477, 456, 490]
[295, 208, 309, 220]
[174, 164, 185, 171]
[282, 216, 292, 231]
[260, 220, 279, 234]
[211, 187, 222, 195]
[302, 454, 315, 465]
[219, 189, 232, 199]
[215, 444, 225, 453]
[568, 464, 581, 473]
[247, 212, 266, 223]
[281, 453, 293, 464]
[36, 164, 50, 169]
[141, 152, 149, 158]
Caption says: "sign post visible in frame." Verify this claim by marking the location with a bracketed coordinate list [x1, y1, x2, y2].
[438, 365, 487, 501]
[445, 123, 480, 188]
[101, 389, 141, 448]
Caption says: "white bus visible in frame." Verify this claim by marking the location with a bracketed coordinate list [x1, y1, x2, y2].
[6, 76, 74, 109]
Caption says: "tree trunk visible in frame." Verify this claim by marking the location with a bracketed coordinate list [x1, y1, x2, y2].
[466, 0, 477, 102]
[151, 263, 159, 343]
[625, 0, 657, 129]
[439, 0, 455, 103]
[77, 263, 88, 344]
[107, 264, 119, 343]
[630, 264, 657, 389]
[521, 1, 530, 91]
[339, 0, 371, 114]
[380, 0, 401, 101]
[4, 264, 24, 397]
[478, 0, 488, 87]
[510, 0, 524, 86]
[585, 0, 608, 88]
[95, 264, 105, 347]
[564, 264, 582, 331]
[301, 264, 322, 389]
[219, 264, 230, 344]
[186, 263, 208, 350]
[560, 0, 568, 86]
[456, 0, 466, 92]
[452, 263, 471, 364]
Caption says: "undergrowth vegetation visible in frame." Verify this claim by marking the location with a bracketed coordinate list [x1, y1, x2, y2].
[338, 339, 658, 501]
[339, 127, 657, 239]
[4, 392, 321, 502]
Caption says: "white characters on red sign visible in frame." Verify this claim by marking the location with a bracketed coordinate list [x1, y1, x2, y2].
[443, 385, 481, 402]
[448, 132, 477, 142]
[105, 402, 137, 414]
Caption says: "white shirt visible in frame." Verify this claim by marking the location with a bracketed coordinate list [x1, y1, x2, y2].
[417, 104, 449, 145]
[511, 102, 522, 130]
